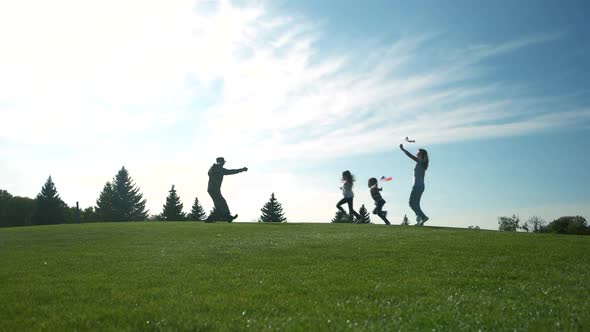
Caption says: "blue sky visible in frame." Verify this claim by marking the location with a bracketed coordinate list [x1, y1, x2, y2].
[1, 0, 589, 228]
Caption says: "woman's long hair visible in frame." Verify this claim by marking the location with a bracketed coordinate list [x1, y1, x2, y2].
[418, 149, 429, 170]
[342, 170, 355, 185]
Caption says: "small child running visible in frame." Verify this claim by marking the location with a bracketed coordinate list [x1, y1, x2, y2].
[336, 170, 362, 222]
[368, 177, 390, 225]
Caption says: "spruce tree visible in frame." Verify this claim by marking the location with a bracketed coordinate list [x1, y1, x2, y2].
[357, 204, 371, 224]
[111, 167, 149, 221]
[32, 176, 67, 225]
[331, 210, 348, 223]
[161, 185, 185, 221]
[187, 197, 207, 221]
[401, 214, 409, 226]
[96, 181, 115, 221]
[259, 193, 287, 223]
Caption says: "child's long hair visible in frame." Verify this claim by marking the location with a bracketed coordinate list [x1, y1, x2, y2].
[418, 149, 429, 170]
[368, 177, 378, 188]
[342, 170, 355, 185]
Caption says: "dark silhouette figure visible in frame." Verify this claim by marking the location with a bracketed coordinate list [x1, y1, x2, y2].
[207, 157, 248, 222]
[368, 177, 390, 225]
[336, 170, 361, 221]
[400, 144, 429, 226]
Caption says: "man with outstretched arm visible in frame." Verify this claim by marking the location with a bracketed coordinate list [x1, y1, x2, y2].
[207, 157, 248, 222]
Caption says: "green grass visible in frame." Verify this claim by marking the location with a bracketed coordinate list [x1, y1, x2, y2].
[0, 222, 589, 331]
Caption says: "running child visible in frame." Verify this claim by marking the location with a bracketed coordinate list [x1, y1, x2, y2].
[368, 177, 390, 225]
[336, 170, 362, 222]
[399, 144, 429, 226]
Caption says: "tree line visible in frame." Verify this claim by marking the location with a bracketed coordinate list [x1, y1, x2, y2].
[0, 167, 288, 227]
[2, 166, 587, 233]
[498, 214, 589, 235]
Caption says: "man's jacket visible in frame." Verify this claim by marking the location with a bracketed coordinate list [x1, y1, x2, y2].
[207, 164, 242, 192]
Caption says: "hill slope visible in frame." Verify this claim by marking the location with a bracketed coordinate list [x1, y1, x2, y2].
[0, 222, 588, 330]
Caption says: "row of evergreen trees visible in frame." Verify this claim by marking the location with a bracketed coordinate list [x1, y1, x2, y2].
[153, 186, 288, 222]
[1, 164, 402, 226]
[330, 206, 411, 224]
[7, 170, 586, 230]
[331, 205, 371, 223]
[0, 167, 290, 227]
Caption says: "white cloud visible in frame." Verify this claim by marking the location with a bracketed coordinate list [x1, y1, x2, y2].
[1, 1, 580, 153]
[191, 24, 581, 163]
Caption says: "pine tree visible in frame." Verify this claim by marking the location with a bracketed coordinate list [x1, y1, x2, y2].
[357, 204, 371, 224]
[187, 197, 207, 221]
[31, 176, 67, 225]
[161, 185, 185, 221]
[331, 210, 349, 223]
[111, 167, 149, 221]
[259, 193, 287, 223]
[401, 214, 409, 226]
[96, 181, 115, 221]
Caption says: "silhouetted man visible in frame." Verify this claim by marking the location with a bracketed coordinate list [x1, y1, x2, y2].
[207, 157, 248, 222]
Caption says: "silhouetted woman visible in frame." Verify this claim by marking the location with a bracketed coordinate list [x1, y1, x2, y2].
[400, 144, 429, 226]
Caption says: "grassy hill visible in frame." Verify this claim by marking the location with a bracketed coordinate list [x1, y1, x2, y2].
[0, 222, 588, 330]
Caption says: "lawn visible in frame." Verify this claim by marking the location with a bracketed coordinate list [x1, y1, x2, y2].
[0, 222, 588, 331]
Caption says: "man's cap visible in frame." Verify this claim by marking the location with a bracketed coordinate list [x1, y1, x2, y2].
[216, 157, 225, 163]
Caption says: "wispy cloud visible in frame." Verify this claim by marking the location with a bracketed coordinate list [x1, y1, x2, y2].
[0, 1, 581, 153]
[192, 13, 579, 163]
